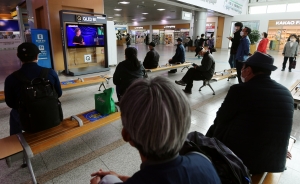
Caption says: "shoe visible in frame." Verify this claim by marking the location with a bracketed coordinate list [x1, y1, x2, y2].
[281, 69, 285, 71]
[168, 69, 177, 73]
[175, 80, 186, 86]
[289, 69, 291, 72]
[182, 89, 192, 94]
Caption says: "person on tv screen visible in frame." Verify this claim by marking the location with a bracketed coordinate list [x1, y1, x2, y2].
[73, 27, 85, 45]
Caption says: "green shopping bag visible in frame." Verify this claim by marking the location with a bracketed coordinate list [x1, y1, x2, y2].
[94, 88, 116, 115]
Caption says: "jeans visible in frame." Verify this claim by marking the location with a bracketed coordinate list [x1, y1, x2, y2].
[182, 68, 206, 91]
[236, 60, 244, 84]
[9, 109, 22, 135]
[228, 54, 236, 68]
[282, 57, 294, 70]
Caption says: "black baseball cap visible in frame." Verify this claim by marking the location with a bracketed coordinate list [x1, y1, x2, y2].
[17, 42, 41, 62]
[177, 38, 183, 42]
[149, 42, 156, 47]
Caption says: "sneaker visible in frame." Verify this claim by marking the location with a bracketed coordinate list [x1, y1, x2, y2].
[175, 80, 186, 86]
[182, 89, 192, 94]
[281, 69, 285, 71]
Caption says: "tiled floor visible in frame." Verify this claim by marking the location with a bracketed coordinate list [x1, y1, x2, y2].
[0, 44, 299, 183]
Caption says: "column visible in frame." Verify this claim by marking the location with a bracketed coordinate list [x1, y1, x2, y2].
[193, 11, 207, 41]
[149, 25, 153, 43]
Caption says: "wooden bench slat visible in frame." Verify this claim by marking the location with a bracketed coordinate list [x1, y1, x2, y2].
[0, 135, 23, 159]
[60, 76, 106, 89]
[26, 112, 120, 155]
[0, 91, 4, 102]
[146, 63, 192, 72]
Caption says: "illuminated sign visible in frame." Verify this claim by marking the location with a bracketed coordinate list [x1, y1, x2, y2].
[164, 25, 176, 29]
[275, 20, 300, 25]
[134, 27, 144, 29]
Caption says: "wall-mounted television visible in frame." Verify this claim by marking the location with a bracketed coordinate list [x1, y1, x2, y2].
[66, 24, 105, 47]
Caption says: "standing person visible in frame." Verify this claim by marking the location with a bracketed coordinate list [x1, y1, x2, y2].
[113, 47, 146, 101]
[175, 47, 215, 94]
[143, 42, 160, 69]
[168, 38, 185, 73]
[227, 22, 243, 68]
[206, 52, 294, 174]
[5, 43, 62, 135]
[257, 32, 269, 54]
[236, 27, 251, 84]
[195, 34, 206, 57]
[282, 34, 298, 72]
[194, 36, 200, 47]
[126, 34, 131, 48]
[208, 33, 215, 54]
[90, 77, 221, 184]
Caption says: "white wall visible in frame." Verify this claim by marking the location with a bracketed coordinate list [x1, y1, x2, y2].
[107, 21, 118, 66]
[221, 12, 300, 49]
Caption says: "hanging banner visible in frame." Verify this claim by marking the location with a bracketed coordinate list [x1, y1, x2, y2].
[31, 29, 53, 68]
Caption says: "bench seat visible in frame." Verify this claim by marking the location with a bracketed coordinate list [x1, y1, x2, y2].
[0, 91, 4, 102]
[145, 62, 192, 73]
[0, 110, 120, 184]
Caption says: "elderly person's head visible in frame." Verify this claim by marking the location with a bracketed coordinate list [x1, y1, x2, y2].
[241, 52, 277, 83]
[120, 76, 191, 161]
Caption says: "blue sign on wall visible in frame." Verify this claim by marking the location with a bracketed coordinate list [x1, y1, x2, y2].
[31, 29, 53, 68]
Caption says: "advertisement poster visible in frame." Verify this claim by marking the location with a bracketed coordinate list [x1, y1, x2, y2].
[31, 29, 53, 68]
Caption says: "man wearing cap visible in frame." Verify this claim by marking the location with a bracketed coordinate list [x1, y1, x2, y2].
[206, 52, 294, 174]
[175, 47, 215, 94]
[168, 37, 185, 73]
[143, 42, 160, 69]
[4, 42, 62, 135]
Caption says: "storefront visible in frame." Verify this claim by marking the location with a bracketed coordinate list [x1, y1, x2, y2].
[152, 24, 190, 45]
[267, 19, 300, 52]
[206, 22, 215, 37]
[128, 25, 150, 44]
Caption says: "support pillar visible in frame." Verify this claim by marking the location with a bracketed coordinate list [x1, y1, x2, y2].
[193, 11, 207, 40]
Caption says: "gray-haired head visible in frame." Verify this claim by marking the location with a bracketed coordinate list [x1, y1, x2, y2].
[120, 76, 191, 160]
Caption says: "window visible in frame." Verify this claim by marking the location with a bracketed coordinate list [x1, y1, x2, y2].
[267, 4, 286, 13]
[249, 6, 267, 14]
[286, 3, 300, 12]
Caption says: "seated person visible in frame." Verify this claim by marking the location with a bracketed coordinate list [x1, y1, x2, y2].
[168, 37, 185, 73]
[5, 42, 62, 135]
[206, 52, 294, 174]
[90, 76, 221, 184]
[113, 47, 145, 101]
[175, 47, 215, 94]
[143, 42, 160, 69]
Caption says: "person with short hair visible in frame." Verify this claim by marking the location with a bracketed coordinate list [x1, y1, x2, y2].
[236, 26, 251, 84]
[143, 42, 160, 69]
[90, 76, 221, 184]
[126, 34, 131, 48]
[195, 34, 206, 57]
[208, 33, 215, 54]
[281, 34, 298, 72]
[113, 47, 146, 101]
[175, 47, 215, 94]
[206, 52, 294, 174]
[257, 32, 269, 54]
[168, 38, 185, 73]
[4, 42, 62, 135]
[227, 22, 243, 68]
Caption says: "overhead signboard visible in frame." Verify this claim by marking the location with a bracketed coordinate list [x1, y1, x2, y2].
[182, 11, 192, 20]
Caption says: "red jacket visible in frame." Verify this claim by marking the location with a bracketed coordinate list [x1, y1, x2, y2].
[257, 38, 269, 53]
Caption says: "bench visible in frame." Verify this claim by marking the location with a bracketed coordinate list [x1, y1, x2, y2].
[0, 75, 113, 103]
[289, 80, 300, 110]
[145, 62, 192, 73]
[251, 136, 297, 184]
[0, 109, 121, 184]
[198, 69, 237, 95]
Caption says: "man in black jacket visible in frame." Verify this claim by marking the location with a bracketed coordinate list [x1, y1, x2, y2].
[206, 52, 294, 174]
[175, 47, 215, 94]
[227, 22, 243, 68]
[143, 42, 160, 69]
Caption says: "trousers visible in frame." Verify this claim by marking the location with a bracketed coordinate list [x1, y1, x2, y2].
[282, 57, 294, 70]
[236, 60, 244, 84]
[9, 109, 22, 135]
[228, 54, 236, 68]
[182, 68, 206, 91]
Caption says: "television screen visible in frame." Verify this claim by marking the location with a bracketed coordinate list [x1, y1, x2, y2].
[66, 24, 105, 47]
[0, 20, 20, 31]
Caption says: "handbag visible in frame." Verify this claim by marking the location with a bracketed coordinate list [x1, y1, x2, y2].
[95, 88, 116, 115]
[291, 57, 296, 69]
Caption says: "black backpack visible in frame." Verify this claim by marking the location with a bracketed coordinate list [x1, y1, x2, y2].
[180, 131, 252, 184]
[13, 68, 63, 133]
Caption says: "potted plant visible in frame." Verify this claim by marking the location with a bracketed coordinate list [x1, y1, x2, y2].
[248, 30, 260, 54]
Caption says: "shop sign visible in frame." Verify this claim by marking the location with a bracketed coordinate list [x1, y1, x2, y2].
[206, 23, 215, 29]
[275, 20, 300, 25]
[134, 27, 144, 29]
[76, 15, 105, 23]
[164, 25, 175, 29]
